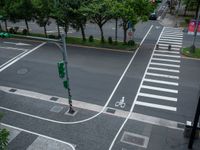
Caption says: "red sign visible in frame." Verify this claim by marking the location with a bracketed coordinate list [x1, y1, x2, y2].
[188, 20, 196, 34]
[188, 20, 200, 35]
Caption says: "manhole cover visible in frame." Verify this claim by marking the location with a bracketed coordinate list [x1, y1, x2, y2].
[106, 108, 116, 114]
[9, 89, 17, 92]
[50, 97, 58, 101]
[50, 106, 64, 113]
[120, 132, 149, 148]
[17, 68, 28, 75]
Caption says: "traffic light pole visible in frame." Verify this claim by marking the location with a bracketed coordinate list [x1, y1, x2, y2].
[61, 34, 75, 114]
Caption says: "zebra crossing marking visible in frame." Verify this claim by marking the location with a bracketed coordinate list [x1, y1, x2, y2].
[150, 62, 180, 68]
[138, 93, 177, 102]
[141, 85, 178, 93]
[148, 67, 180, 73]
[146, 72, 179, 79]
[144, 78, 179, 86]
[135, 101, 177, 111]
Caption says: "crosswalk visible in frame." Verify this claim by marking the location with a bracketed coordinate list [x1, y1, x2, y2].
[135, 27, 182, 112]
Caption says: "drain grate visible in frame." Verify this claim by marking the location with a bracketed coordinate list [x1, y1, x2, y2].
[50, 106, 64, 113]
[50, 97, 58, 101]
[9, 89, 17, 92]
[177, 123, 185, 129]
[121, 132, 149, 148]
[106, 108, 116, 114]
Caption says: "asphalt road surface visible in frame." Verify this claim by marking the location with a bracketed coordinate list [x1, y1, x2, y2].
[1, 25, 200, 149]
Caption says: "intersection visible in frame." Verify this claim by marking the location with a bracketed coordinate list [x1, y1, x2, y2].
[0, 25, 200, 149]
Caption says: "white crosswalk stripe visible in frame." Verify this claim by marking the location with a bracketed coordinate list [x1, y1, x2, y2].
[135, 27, 182, 113]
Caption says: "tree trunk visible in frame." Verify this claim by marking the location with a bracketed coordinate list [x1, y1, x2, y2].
[115, 18, 118, 43]
[44, 25, 47, 38]
[184, 1, 189, 16]
[0, 23, 2, 31]
[4, 20, 8, 32]
[123, 28, 127, 44]
[57, 22, 61, 38]
[80, 24, 86, 41]
[195, 0, 200, 19]
[99, 25, 104, 43]
[25, 19, 29, 34]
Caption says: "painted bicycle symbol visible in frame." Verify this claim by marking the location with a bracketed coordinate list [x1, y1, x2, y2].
[115, 97, 126, 108]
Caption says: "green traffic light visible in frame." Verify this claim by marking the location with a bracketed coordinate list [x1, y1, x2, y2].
[57, 61, 65, 79]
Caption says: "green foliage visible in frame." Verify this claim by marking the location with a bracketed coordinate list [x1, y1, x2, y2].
[88, 35, 94, 42]
[22, 29, 28, 35]
[0, 113, 9, 150]
[0, 129, 9, 150]
[128, 40, 135, 46]
[108, 36, 113, 44]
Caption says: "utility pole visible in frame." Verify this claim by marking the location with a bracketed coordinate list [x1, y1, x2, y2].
[61, 34, 75, 114]
[188, 95, 200, 149]
[190, 11, 200, 53]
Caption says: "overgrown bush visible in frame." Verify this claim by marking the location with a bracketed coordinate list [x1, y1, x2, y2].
[9, 28, 15, 34]
[0, 113, 9, 150]
[108, 36, 113, 44]
[128, 40, 135, 46]
[14, 27, 19, 33]
[22, 29, 28, 35]
[88, 35, 94, 42]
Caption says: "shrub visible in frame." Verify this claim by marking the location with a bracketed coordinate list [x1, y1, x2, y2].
[9, 28, 15, 34]
[48, 34, 56, 39]
[22, 29, 28, 35]
[14, 27, 19, 33]
[128, 40, 135, 46]
[108, 36, 113, 44]
[88, 35, 94, 42]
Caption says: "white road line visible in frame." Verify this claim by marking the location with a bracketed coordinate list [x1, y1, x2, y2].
[0, 46, 28, 51]
[162, 32, 183, 35]
[138, 92, 177, 102]
[141, 85, 178, 93]
[135, 101, 177, 111]
[148, 67, 180, 73]
[158, 41, 182, 45]
[109, 25, 161, 150]
[157, 43, 182, 48]
[0, 51, 27, 70]
[0, 123, 75, 150]
[161, 35, 183, 38]
[146, 72, 179, 79]
[159, 39, 182, 42]
[152, 58, 181, 63]
[150, 62, 180, 68]
[160, 36, 183, 41]
[154, 50, 180, 54]
[0, 42, 46, 72]
[157, 46, 180, 51]
[153, 53, 181, 58]
[1, 26, 154, 126]
[144, 78, 179, 86]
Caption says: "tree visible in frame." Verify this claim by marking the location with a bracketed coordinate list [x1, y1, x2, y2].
[82, 0, 112, 43]
[0, 113, 9, 150]
[9, 0, 35, 34]
[0, 0, 11, 32]
[118, 0, 154, 43]
[33, 0, 52, 37]
[70, 0, 89, 41]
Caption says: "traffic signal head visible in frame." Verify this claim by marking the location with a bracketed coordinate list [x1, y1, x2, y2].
[57, 61, 65, 79]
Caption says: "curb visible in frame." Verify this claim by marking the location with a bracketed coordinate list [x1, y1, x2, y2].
[67, 44, 134, 53]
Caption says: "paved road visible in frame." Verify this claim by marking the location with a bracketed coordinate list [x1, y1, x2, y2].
[1, 25, 200, 149]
